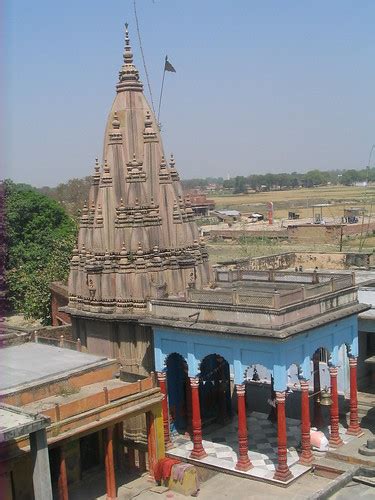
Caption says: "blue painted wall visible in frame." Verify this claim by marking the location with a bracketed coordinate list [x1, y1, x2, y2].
[154, 314, 358, 392]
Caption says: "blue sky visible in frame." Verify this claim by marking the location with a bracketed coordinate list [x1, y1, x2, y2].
[3, 0, 375, 187]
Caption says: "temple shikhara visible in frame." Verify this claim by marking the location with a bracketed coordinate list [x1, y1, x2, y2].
[68, 25, 211, 315]
[2, 23, 370, 500]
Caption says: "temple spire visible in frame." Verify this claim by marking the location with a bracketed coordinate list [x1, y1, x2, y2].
[123, 23, 133, 64]
[117, 23, 143, 93]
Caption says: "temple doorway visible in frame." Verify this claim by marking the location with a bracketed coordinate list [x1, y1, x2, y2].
[166, 353, 190, 433]
[199, 354, 232, 426]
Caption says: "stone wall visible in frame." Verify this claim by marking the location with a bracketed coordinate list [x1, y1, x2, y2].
[287, 224, 342, 244]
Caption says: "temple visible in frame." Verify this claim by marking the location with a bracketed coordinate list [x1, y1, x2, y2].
[65, 24, 370, 490]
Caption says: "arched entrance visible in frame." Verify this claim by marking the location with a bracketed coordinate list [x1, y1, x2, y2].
[166, 353, 190, 433]
[199, 354, 231, 426]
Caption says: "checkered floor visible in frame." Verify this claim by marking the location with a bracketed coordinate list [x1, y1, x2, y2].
[167, 411, 355, 485]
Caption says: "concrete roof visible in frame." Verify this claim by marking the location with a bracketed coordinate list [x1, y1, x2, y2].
[0, 404, 50, 442]
[0, 343, 107, 392]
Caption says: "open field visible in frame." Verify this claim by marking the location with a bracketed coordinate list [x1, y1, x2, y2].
[210, 185, 375, 220]
[202, 186, 375, 265]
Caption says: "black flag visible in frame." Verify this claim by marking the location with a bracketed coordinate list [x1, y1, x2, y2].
[164, 56, 176, 73]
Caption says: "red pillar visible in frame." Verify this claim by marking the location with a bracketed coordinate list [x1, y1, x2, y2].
[146, 412, 157, 478]
[104, 425, 117, 500]
[273, 391, 293, 482]
[299, 380, 313, 465]
[58, 446, 68, 500]
[235, 384, 252, 471]
[329, 367, 343, 447]
[157, 371, 173, 449]
[347, 357, 363, 436]
[189, 377, 207, 459]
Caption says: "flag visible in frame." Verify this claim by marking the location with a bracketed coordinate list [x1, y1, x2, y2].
[164, 56, 176, 73]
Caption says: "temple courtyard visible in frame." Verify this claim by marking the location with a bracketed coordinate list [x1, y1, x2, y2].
[166, 411, 356, 485]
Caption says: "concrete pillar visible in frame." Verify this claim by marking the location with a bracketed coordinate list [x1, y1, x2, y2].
[299, 380, 313, 465]
[189, 377, 207, 459]
[273, 391, 293, 482]
[329, 367, 343, 447]
[347, 357, 363, 436]
[30, 428, 53, 500]
[235, 384, 252, 471]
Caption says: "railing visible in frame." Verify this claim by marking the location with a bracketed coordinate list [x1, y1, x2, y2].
[34, 333, 86, 352]
[187, 271, 355, 309]
[214, 268, 355, 288]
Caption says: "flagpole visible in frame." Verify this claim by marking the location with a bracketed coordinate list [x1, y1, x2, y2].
[157, 56, 167, 127]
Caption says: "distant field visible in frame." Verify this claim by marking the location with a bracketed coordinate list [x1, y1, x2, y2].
[210, 186, 375, 219]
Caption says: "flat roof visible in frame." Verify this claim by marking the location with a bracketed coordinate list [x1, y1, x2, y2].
[0, 404, 50, 442]
[0, 343, 107, 392]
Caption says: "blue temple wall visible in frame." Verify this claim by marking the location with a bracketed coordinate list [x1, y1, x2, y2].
[153, 314, 358, 392]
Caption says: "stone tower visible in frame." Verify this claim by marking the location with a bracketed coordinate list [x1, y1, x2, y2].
[68, 25, 211, 316]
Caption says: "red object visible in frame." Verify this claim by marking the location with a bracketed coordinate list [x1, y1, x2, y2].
[189, 377, 207, 459]
[273, 391, 293, 482]
[329, 367, 343, 447]
[347, 357, 363, 436]
[157, 371, 173, 449]
[312, 354, 323, 429]
[267, 201, 274, 225]
[154, 458, 181, 482]
[58, 446, 68, 500]
[147, 411, 157, 478]
[104, 425, 117, 500]
[299, 380, 313, 465]
[235, 384, 253, 471]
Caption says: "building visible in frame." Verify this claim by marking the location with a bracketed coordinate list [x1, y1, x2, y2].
[63, 24, 369, 486]
[0, 342, 164, 499]
[185, 191, 215, 216]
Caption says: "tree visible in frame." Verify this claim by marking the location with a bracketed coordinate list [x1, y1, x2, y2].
[4, 180, 77, 324]
[233, 176, 247, 194]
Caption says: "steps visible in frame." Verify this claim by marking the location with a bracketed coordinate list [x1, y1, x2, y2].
[357, 392, 375, 421]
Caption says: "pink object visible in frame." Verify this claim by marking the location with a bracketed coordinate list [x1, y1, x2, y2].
[310, 430, 328, 451]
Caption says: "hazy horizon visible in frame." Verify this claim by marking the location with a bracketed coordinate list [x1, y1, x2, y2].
[4, 0, 375, 187]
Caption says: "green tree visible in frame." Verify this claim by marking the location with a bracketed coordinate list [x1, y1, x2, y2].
[4, 180, 77, 324]
[233, 176, 247, 194]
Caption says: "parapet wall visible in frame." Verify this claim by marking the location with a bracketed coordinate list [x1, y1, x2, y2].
[229, 251, 374, 271]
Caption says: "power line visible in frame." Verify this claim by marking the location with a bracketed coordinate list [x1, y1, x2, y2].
[133, 0, 156, 118]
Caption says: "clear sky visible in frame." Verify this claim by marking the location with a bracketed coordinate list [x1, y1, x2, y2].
[3, 0, 375, 187]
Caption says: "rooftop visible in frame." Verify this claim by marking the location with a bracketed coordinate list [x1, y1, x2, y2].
[0, 343, 108, 392]
[0, 404, 50, 443]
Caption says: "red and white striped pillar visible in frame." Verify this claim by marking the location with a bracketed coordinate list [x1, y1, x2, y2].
[235, 384, 252, 471]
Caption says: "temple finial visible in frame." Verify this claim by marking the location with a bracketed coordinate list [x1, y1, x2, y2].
[123, 23, 133, 64]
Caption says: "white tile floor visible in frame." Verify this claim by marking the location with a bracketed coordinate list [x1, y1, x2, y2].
[167, 411, 356, 485]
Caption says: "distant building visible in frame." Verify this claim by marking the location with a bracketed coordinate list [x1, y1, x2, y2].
[186, 191, 215, 216]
